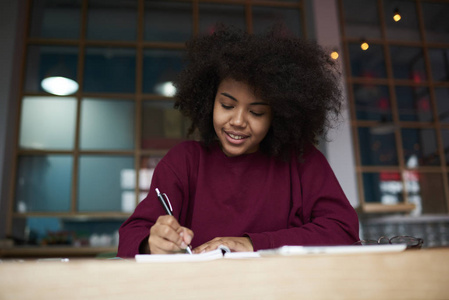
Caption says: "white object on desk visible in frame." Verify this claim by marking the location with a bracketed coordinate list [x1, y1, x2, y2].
[257, 244, 407, 256]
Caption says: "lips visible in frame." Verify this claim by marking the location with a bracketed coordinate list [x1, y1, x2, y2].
[224, 131, 248, 144]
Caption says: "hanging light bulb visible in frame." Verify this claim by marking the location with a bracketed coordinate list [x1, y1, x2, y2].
[361, 40, 369, 51]
[393, 8, 401, 22]
[330, 49, 339, 60]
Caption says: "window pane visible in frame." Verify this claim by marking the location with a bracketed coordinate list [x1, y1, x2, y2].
[19, 96, 76, 150]
[422, 2, 449, 43]
[428, 48, 449, 82]
[342, 0, 381, 38]
[199, 3, 245, 34]
[142, 49, 184, 95]
[437, 88, 449, 123]
[390, 46, 427, 81]
[86, 0, 137, 41]
[144, 0, 192, 42]
[141, 100, 189, 150]
[402, 128, 440, 167]
[440, 130, 449, 164]
[83, 47, 136, 93]
[15, 155, 72, 212]
[253, 6, 302, 37]
[139, 155, 164, 201]
[358, 127, 398, 166]
[362, 172, 404, 204]
[348, 43, 387, 78]
[384, 0, 420, 41]
[25, 45, 78, 93]
[405, 171, 447, 215]
[16, 217, 122, 247]
[354, 84, 391, 121]
[80, 98, 135, 150]
[78, 156, 134, 212]
[29, 0, 81, 39]
[396, 86, 432, 122]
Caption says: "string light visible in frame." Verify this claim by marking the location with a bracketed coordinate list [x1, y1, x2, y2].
[393, 8, 401, 22]
[361, 41, 369, 51]
[330, 50, 339, 60]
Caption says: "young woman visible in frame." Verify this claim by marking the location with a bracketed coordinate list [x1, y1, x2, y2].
[117, 25, 359, 257]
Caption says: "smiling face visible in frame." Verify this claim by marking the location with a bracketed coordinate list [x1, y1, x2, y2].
[213, 78, 272, 157]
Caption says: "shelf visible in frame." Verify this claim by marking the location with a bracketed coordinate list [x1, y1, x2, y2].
[0, 245, 117, 258]
[361, 203, 416, 213]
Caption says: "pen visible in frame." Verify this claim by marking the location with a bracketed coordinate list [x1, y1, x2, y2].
[155, 188, 193, 255]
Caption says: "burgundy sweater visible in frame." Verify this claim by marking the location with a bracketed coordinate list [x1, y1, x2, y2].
[117, 141, 359, 257]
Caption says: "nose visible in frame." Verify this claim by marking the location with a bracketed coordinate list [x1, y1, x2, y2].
[230, 109, 247, 128]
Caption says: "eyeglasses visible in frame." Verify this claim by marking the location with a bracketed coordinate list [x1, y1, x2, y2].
[353, 235, 424, 249]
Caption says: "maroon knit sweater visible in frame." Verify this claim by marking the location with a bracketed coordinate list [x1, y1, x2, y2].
[117, 141, 359, 257]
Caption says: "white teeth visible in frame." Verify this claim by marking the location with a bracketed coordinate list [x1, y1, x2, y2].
[229, 133, 244, 140]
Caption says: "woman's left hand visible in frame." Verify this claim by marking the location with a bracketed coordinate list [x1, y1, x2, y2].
[193, 237, 254, 254]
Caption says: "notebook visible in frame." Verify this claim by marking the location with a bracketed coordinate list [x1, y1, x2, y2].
[135, 245, 260, 263]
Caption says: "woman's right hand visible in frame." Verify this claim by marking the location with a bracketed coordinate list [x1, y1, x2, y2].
[147, 215, 194, 254]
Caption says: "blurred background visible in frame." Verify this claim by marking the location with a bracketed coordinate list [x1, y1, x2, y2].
[0, 0, 448, 258]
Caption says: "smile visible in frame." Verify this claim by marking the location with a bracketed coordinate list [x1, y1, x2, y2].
[228, 133, 246, 140]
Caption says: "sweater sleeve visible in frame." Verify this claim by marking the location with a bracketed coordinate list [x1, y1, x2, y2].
[246, 146, 360, 251]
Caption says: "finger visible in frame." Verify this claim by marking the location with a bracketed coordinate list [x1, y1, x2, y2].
[193, 238, 223, 254]
[177, 227, 194, 246]
[149, 235, 183, 254]
[150, 223, 184, 246]
[157, 215, 182, 229]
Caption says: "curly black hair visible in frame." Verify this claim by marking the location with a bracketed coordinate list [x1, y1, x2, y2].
[174, 24, 342, 161]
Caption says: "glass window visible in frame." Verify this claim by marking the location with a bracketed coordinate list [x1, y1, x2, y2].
[25, 45, 78, 94]
[78, 155, 134, 212]
[139, 155, 164, 201]
[29, 0, 82, 39]
[390, 46, 427, 81]
[86, 0, 137, 41]
[83, 47, 136, 93]
[144, 0, 192, 42]
[15, 155, 73, 212]
[422, 2, 449, 43]
[362, 172, 404, 204]
[354, 84, 392, 121]
[348, 43, 387, 78]
[141, 100, 189, 149]
[384, 0, 420, 41]
[253, 6, 302, 37]
[441, 130, 449, 165]
[428, 48, 449, 82]
[80, 98, 135, 150]
[436, 88, 449, 123]
[402, 128, 440, 167]
[396, 86, 432, 122]
[358, 127, 398, 166]
[404, 171, 447, 215]
[19, 96, 77, 150]
[18, 217, 123, 247]
[199, 3, 246, 34]
[342, 0, 381, 38]
[142, 49, 184, 95]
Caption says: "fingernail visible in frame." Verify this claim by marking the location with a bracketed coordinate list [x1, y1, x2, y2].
[181, 241, 187, 249]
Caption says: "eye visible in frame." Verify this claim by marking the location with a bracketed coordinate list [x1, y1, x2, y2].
[221, 104, 233, 110]
[251, 111, 265, 117]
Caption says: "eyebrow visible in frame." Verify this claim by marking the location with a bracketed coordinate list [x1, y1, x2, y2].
[220, 92, 269, 106]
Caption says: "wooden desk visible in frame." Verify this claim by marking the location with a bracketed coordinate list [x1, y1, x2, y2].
[1, 248, 448, 300]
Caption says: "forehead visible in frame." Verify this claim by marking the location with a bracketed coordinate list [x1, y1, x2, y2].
[217, 78, 268, 103]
